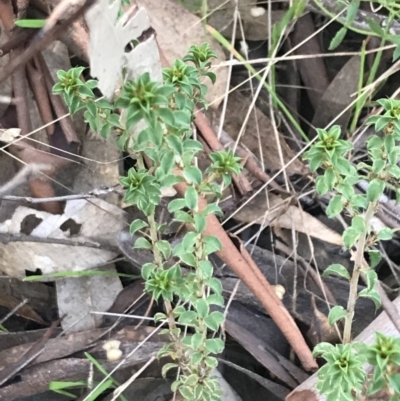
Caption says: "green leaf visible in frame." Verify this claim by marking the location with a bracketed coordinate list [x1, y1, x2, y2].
[367, 179, 385, 202]
[323, 264, 350, 280]
[328, 305, 347, 325]
[362, 269, 378, 292]
[204, 311, 224, 331]
[183, 166, 203, 185]
[179, 386, 194, 399]
[343, 227, 360, 249]
[204, 338, 225, 354]
[358, 288, 381, 308]
[195, 299, 209, 318]
[191, 333, 204, 350]
[351, 215, 366, 234]
[367, 18, 384, 36]
[180, 252, 197, 267]
[168, 198, 187, 212]
[134, 237, 152, 249]
[324, 168, 336, 190]
[194, 214, 206, 233]
[174, 211, 194, 223]
[202, 203, 223, 216]
[142, 263, 156, 280]
[204, 356, 218, 369]
[15, 19, 46, 28]
[156, 240, 172, 259]
[388, 373, 400, 393]
[316, 176, 329, 195]
[160, 151, 175, 175]
[202, 235, 222, 254]
[377, 227, 393, 241]
[368, 250, 381, 269]
[185, 186, 198, 210]
[166, 135, 183, 154]
[329, 27, 347, 50]
[178, 310, 198, 324]
[185, 374, 199, 386]
[326, 195, 344, 217]
[129, 219, 148, 234]
[206, 277, 223, 295]
[198, 260, 214, 278]
[162, 362, 178, 378]
[346, 0, 359, 22]
[158, 107, 175, 126]
[349, 194, 367, 209]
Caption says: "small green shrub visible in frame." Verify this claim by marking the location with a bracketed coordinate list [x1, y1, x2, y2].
[305, 99, 400, 400]
[54, 43, 242, 401]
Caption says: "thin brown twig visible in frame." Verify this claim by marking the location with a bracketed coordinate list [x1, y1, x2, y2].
[0, 184, 120, 203]
[0, 0, 96, 84]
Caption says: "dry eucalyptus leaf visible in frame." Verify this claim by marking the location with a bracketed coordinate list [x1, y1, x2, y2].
[311, 55, 360, 131]
[56, 263, 123, 333]
[86, 1, 162, 99]
[139, 0, 228, 108]
[220, 91, 307, 175]
[235, 192, 343, 246]
[207, 0, 286, 40]
[0, 199, 127, 278]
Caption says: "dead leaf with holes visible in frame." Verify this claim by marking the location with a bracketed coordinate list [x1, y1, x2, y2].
[0, 198, 126, 278]
[85, 0, 162, 99]
[234, 192, 343, 246]
[0, 198, 126, 332]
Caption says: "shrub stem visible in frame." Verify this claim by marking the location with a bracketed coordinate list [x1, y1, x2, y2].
[343, 202, 376, 344]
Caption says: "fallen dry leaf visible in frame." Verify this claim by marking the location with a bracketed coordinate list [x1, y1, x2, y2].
[0, 198, 127, 278]
[234, 192, 343, 246]
[311, 55, 361, 132]
[140, 0, 228, 108]
[86, 0, 162, 99]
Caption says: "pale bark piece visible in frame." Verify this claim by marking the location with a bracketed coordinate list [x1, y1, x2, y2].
[207, 0, 286, 41]
[219, 91, 308, 174]
[56, 263, 123, 333]
[234, 192, 343, 246]
[0, 22, 12, 118]
[72, 133, 122, 206]
[311, 56, 361, 131]
[0, 198, 127, 278]
[86, 0, 162, 100]
[286, 296, 400, 401]
[139, 0, 229, 108]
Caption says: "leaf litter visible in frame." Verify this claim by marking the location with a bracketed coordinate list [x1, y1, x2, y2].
[1, 0, 400, 400]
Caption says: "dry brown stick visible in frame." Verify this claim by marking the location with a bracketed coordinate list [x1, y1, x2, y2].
[173, 173, 317, 371]
[37, 53, 80, 144]
[193, 110, 252, 196]
[0, 318, 62, 386]
[27, 57, 55, 137]
[0, 0, 95, 84]
[0, 28, 35, 57]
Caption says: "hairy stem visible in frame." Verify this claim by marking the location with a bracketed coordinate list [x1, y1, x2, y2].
[343, 202, 377, 344]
